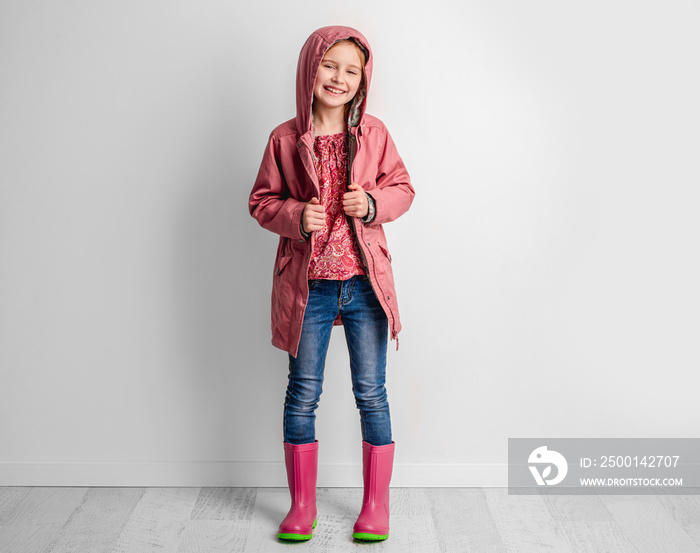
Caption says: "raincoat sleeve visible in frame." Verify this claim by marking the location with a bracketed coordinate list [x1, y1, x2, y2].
[366, 127, 415, 225]
[249, 133, 307, 240]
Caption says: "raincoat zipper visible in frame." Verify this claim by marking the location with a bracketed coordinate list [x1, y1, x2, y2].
[346, 128, 399, 351]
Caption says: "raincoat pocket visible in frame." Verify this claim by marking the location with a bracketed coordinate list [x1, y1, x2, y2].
[378, 243, 392, 263]
[276, 255, 293, 275]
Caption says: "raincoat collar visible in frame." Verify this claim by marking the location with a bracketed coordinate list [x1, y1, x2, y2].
[295, 26, 373, 140]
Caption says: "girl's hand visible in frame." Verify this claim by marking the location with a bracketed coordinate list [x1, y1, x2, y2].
[342, 183, 368, 218]
[302, 197, 325, 233]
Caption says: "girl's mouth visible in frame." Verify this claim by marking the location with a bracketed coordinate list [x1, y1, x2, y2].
[324, 86, 346, 95]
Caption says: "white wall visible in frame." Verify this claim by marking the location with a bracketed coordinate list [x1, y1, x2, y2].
[1, 0, 698, 486]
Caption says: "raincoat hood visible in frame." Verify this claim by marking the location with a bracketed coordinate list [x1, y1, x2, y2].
[295, 25, 373, 137]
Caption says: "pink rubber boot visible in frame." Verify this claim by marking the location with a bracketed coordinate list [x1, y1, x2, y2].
[277, 440, 319, 541]
[352, 440, 395, 541]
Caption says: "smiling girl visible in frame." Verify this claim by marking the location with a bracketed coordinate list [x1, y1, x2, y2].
[249, 25, 415, 543]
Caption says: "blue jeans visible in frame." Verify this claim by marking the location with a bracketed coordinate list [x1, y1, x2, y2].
[283, 275, 392, 446]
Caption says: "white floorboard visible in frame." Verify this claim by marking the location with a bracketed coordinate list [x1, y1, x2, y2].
[1, 487, 699, 553]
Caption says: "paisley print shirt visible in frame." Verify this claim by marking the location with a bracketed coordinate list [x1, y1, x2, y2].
[307, 131, 367, 279]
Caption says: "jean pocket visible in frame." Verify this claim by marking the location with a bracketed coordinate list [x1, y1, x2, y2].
[308, 279, 322, 290]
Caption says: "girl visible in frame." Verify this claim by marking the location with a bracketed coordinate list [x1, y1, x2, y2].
[249, 25, 415, 542]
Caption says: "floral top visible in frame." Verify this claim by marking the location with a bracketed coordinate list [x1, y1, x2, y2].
[307, 131, 367, 279]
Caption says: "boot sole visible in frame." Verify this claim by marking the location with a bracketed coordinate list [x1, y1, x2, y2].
[353, 531, 389, 541]
[278, 519, 317, 541]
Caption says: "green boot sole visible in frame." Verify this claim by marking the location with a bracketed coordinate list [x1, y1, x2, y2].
[278, 519, 317, 541]
[353, 531, 389, 541]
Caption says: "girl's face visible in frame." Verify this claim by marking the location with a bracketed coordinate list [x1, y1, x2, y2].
[313, 42, 363, 112]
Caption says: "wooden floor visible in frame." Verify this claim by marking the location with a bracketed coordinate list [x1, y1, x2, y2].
[1, 487, 699, 552]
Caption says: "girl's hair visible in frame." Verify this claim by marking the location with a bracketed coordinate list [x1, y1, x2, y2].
[335, 38, 368, 77]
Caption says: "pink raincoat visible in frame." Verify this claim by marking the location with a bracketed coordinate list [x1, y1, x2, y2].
[249, 25, 415, 358]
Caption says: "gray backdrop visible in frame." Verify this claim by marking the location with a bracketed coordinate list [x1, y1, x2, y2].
[1, 0, 698, 486]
